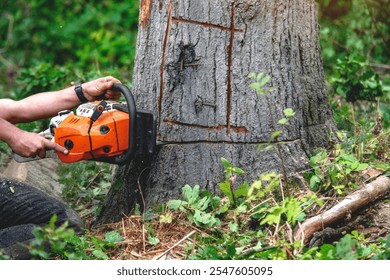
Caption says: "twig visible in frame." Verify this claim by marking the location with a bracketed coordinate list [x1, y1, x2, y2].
[155, 230, 197, 260]
[137, 167, 149, 210]
[121, 218, 126, 238]
[191, 232, 197, 256]
[142, 223, 146, 253]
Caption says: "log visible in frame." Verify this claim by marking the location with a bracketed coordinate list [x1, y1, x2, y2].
[0, 158, 64, 200]
[294, 175, 390, 245]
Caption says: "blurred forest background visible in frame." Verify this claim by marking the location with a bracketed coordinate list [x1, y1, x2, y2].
[0, 0, 388, 125]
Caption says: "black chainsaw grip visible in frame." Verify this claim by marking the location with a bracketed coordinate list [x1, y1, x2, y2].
[95, 83, 137, 165]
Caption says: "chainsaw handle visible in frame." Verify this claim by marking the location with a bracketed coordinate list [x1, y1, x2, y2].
[95, 83, 137, 165]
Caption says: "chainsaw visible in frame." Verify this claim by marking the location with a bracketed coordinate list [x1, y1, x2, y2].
[13, 83, 157, 165]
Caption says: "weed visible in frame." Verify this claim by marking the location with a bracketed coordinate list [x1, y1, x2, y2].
[57, 161, 113, 221]
[305, 147, 369, 194]
[167, 184, 228, 227]
[28, 215, 123, 260]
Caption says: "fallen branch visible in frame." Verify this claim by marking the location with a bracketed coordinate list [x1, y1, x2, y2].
[294, 175, 390, 245]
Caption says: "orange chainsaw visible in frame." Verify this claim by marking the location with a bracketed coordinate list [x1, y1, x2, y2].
[13, 84, 157, 165]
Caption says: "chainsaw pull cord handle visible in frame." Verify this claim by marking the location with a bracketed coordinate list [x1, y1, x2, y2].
[94, 83, 137, 165]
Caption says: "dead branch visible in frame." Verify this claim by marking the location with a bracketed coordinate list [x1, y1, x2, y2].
[294, 175, 390, 245]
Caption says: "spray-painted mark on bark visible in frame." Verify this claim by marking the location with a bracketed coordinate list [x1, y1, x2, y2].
[172, 17, 243, 33]
[140, 0, 152, 29]
[160, 4, 246, 136]
[159, 0, 173, 127]
[226, 4, 236, 135]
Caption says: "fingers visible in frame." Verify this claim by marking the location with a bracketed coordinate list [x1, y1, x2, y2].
[83, 76, 122, 101]
[43, 139, 68, 155]
[102, 76, 122, 100]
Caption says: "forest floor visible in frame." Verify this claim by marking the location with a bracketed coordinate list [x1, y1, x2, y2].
[0, 154, 389, 260]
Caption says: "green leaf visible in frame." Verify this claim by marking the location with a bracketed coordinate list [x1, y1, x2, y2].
[228, 222, 239, 233]
[220, 157, 232, 169]
[249, 82, 261, 91]
[310, 175, 321, 190]
[193, 209, 219, 227]
[234, 183, 249, 199]
[260, 172, 278, 181]
[261, 207, 284, 225]
[167, 199, 185, 210]
[265, 144, 274, 151]
[104, 231, 124, 243]
[210, 196, 221, 209]
[183, 184, 200, 204]
[271, 130, 282, 139]
[355, 163, 368, 171]
[284, 198, 302, 226]
[256, 72, 264, 81]
[219, 181, 233, 203]
[278, 118, 289, 125]
[92, 250, 109, 260]
[248, 72, 257, 79]
[148, 236, 160, 245]
[159, 214, 173, 224]
[232, 167, 245, 175]
[258, 75, 270, 87]
[283, 108, 296, 118]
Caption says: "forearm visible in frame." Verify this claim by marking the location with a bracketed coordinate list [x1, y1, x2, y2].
[0, 86, 81, 124]
[0, 76, 121, 124]
[0, 117, 23, 145]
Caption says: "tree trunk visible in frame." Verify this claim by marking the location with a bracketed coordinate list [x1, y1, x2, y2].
[96, 0, 335, 224]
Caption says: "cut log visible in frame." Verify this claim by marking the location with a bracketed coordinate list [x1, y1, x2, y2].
[0, 158, 64, 200]
[294, 175, 390, 245]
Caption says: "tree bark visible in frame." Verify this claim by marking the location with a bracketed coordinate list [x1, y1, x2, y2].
[96, 0, 335, 224]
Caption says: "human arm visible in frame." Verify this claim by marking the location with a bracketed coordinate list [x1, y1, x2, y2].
[0, 76, 121, 157]
[0, 117, 68, 158]
[0, 76, 121, 124]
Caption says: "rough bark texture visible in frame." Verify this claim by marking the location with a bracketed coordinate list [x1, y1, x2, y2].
[96, 0, 335, 224]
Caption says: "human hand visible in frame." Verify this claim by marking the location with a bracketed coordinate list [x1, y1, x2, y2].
[9, 130, 68, 158]
[81, 76, 122, 102]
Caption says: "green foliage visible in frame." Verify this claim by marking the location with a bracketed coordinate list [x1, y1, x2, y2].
[167, 184, 228, 227]
[0, 1, 139, 89]
[219, 157, 247, 205]
[259, 197, 305, 227]
[248, 72, 271, 95]
[302, 231, 389, 260]
[57, 161, 113, 220]
[28, 215, 123, 260]
[306, 147, 369, 194]
[331, 54, 384, 102]
[318, 0, 389, 74]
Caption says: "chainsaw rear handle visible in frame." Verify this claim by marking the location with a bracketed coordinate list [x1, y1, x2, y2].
[94, 83, 137, 165]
